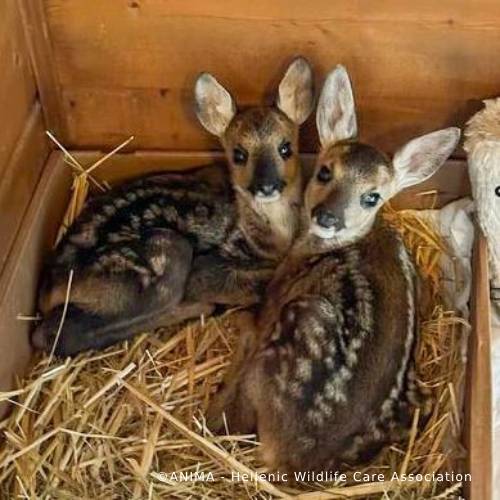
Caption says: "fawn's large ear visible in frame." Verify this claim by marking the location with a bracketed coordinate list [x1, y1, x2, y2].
[392, 128, 461, 190]
[194, 73, 236, 137]
[277, 57, 314, 125]
[316, 65, 357, 146]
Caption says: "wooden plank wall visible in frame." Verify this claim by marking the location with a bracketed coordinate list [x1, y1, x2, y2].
[0, 0, 50, 274]
[0, 0, 50, 403]
[0, 0, 37, 171]
[38, 0, 500, 154]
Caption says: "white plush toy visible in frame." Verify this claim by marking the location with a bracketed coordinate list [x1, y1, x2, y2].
[464, 99, 500, 293]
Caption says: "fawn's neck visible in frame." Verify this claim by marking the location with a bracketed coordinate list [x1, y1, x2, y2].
[236, 175, 302, 259]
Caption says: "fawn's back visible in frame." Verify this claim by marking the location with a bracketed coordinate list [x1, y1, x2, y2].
[207, 65, 460, 474]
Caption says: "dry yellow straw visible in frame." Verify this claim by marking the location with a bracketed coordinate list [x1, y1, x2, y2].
[124, 381, 288, 498]
[46, 132, 134, 245]
[46, 269, 74, 365]
[0, 177, 469, 499]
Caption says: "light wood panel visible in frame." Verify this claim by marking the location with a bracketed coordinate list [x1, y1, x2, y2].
[0, 2, 52, 410]
[465, 232, 493, 500]
[0, 1, 51, 281]
[0, 153, 72, 417]
[41, 0, 500, 153]
[17, 0, 66, 138]
[71, 150, 469, 210]
[0, 0, 37, 172]
[0, 104, 51, 275]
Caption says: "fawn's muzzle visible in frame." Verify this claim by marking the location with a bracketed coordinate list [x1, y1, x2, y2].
[312, 206, 345, 231]
[249, 154, 286, 201]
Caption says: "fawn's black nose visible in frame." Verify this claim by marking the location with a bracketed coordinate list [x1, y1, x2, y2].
[251, 153, 285, 198]
[313, 207, 344, 230]
[260, 183, 279, 196]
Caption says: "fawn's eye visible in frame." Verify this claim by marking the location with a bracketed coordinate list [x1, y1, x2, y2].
[278, 141, 293, 160]
[360, 192, 381, 208]
[316, 166, 332, 184]
[233, 146, 248, 165]
[495, 186, 500, 197]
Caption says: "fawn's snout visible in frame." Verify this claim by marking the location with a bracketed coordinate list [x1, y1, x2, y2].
[312, 205, 345, 231]
[312, 206, 344, 231]
[248, 149, 287, 202]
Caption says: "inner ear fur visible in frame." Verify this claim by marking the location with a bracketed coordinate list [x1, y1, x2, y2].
[316, 65, 358, 147]
[194, 72, 236, 137]
[277, 57, 315, 125]
[392, 128, 461, 191]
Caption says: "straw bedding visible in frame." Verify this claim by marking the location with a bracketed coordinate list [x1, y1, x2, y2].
[0, 150, 470, 499]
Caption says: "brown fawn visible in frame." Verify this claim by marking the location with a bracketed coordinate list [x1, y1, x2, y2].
[207, 65, 460, 473]
[32, 58, 314, 357]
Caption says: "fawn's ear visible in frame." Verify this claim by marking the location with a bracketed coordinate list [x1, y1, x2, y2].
[316, 65, 357, 146]
[277, 57, 315, 125]
[392, 128, 461, 191]
[194, 73, 236, 137]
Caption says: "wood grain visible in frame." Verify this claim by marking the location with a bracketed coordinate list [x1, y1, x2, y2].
[465, 231, 493, 500]
[71, 150, 470, 210]
[0, 0, 37, 172]
[0, 103, 51, 275]
[42, 0, 500, 152]
[0, 153, 71, 417]
[18, 0, 66, 138]
[0, 0, 50, 286]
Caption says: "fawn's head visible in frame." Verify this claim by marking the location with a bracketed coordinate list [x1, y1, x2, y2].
[305, 65, 460, 246]
[194, 58, 314, 204]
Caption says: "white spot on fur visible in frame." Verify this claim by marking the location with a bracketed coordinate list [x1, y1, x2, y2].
[307, 409, 325, 426]
[346, 349, 358, 366]
[325, 356, 334, 369]
[114, 198, 127, 208]
[351, 338, 362, 350]
[390, 244, 416, 403]
[295, 358, 312, 381]
[289, 381, 303, 399]
[339, 366, 352, 381]
[150, 254, 167, 275]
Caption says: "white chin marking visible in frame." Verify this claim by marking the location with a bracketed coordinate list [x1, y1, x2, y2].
[255, 191, 281, 203]
[310, 223, 337, 239]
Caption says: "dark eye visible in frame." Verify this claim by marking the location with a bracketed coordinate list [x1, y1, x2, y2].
[360, 192, 381, 208]
[495, 186, 500, 197]
[278, 141, 292, 160]
[233, 146, 248, 165]
[316, 166, 332, 184]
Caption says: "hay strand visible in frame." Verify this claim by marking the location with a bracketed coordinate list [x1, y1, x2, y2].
[47, 269, 74, 365]
[49, 133, 134, 245]
[0, 192, 469, 498]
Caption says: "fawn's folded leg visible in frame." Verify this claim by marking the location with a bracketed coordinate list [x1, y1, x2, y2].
[32, 228, 194, 356]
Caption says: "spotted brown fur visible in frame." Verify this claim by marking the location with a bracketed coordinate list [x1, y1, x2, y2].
[207, 65, 459, 474]
[33, 58, 315, 357]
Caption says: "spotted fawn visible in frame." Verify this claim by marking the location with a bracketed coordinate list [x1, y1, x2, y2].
[208, 65, 460, 474]
[33, 58, 315, 356]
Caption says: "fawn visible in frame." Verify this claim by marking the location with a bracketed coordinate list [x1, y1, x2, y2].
[207, 65, 460, 473]
[32, 58, 314, 356]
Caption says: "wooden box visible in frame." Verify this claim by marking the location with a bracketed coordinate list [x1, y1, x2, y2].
[0, 1, 493, 498]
